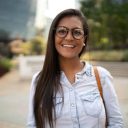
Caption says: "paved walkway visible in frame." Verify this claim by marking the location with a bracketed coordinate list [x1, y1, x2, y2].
[0, 69, 30, 128]
[0, 62, 128, 128]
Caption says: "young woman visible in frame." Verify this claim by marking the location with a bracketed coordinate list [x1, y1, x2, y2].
[27, 9, 123, 128]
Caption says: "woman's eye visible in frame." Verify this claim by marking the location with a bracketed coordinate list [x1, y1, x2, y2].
[58, 29, 66, 35]
[74, 30, 82, 36]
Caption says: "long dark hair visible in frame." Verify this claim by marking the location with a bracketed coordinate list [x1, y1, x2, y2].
[34, 9, 89, 128]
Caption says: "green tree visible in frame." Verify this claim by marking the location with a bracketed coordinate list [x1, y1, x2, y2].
[101, 0, 128, 49]
[30, 36, 46, 55]
[80, 0, 106, 49]
[80, 0, 128, 50]
[21, 36, 46, 55]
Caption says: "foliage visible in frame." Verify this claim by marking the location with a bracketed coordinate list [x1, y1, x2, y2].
[80, 0, 128, 50]
[21, 41, 31, 55]
[21, 36, 46, 55]
[122, 50, 128, 61]
[81, 50, 128, 62]
[30, 36, 46, 55]
[0, 57, 13, 70]
[0, 43, 11, 57]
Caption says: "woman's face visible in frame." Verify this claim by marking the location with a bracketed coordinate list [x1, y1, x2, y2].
[55, 16, 85, 60]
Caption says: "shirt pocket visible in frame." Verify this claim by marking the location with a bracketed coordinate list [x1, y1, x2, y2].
[80, 92, 102, 117]
[53, 97, 63, 119]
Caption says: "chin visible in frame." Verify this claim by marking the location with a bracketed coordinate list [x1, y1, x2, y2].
[59, 53, 79, 59]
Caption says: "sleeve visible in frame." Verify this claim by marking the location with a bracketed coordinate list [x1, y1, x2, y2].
[26, 73, 39, 128]
[98, 67, 124, 128]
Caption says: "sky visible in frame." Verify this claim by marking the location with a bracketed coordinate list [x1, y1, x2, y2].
[35, 0, 77, 28]
[46, 0, 76, 18]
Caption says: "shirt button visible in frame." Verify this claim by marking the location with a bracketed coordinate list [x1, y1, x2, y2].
[70, 88, 73, 91]
[71, 103, 75, 107]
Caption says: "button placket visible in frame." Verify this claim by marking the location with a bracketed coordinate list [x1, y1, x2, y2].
[71, 103, 75, 107]
[69, 88, 75, 110]
[70, 88, 73, 91]
[69, 88, 79, 127]
[73, 118, 79, 128]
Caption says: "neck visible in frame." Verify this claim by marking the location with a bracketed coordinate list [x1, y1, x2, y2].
[59, 57, 83, 74]
[59, 57, 85, 84]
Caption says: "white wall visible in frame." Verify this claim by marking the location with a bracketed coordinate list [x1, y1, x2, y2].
[19, 55, 45, 79]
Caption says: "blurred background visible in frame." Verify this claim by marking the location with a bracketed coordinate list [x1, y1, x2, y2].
[0, 0, 128, 128]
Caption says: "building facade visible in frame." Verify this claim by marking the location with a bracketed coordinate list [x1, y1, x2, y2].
[0, 0, 37, 40]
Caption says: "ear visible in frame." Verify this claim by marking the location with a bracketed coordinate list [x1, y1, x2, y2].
[83, 43, 85, 46]
[84, 35, 87, 46]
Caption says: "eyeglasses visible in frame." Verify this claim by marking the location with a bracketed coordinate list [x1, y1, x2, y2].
[55, 26, 84, 40]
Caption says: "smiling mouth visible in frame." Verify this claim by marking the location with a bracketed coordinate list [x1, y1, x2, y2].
[61, 44, 76, 48]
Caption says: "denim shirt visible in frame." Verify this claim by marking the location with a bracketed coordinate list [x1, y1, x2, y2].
[27, 62, 123, 128]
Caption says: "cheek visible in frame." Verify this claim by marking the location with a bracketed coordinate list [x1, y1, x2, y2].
[55, 36, 58, 48]
[55, 36, 61, 45]
[79, 39, 84, 47]
[55, 37, 62, 51]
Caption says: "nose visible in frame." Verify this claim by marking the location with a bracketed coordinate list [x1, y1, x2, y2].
[65, 30, 74, 40]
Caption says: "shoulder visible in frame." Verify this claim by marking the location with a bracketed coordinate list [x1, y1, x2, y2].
[93, 66, 114, 90]
[87, 62, 114, 87]
[29, 72, 40, 97]
[96, 66, 113, 79]
[32, 71, 40, 81]
[86, 62, 113, 79]
[31, 71, 40, 88]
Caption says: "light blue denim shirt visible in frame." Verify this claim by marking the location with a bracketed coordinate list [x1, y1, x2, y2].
[27, 62, 123, 128]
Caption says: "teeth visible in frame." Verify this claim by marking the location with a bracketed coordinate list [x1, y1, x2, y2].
[62, 44, 75, 48]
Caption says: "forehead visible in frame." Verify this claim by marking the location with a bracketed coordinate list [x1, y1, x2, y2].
[57, 16, 83, 28]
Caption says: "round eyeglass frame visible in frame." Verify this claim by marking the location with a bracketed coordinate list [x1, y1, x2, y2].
[55, 26, 85, 40]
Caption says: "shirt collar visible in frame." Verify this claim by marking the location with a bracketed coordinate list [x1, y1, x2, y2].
[76, 61, 92, 77]
[60, 61, 92, 78]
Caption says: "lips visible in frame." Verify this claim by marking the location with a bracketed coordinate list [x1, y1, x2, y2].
[61, 44, 76, 48]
